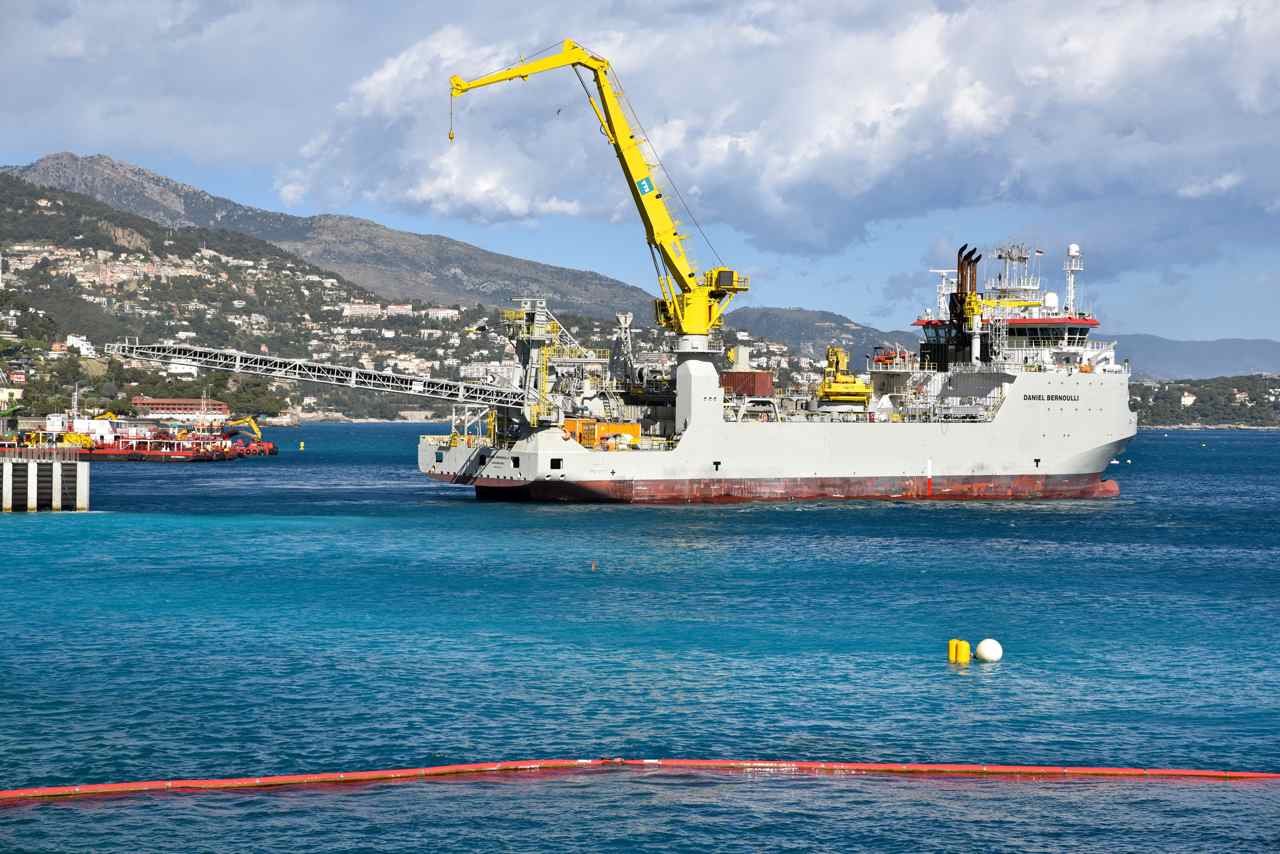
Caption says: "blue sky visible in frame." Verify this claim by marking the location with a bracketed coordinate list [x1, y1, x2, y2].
[3, 1, 1278, 339]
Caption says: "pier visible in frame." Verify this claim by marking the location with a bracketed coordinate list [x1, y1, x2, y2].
[1, 448, 90, 512]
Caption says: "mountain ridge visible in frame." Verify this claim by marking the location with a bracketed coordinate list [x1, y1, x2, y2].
[6, 152, 656, 320]
[1109, 333, 1280, 380]
[723, 306, 918, 357]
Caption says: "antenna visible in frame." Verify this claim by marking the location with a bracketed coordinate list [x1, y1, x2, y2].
[928, 269, 956, 319]
[1063, 243, 1083, 314]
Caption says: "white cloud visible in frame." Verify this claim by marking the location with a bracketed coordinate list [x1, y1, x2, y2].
[286, 1, 1280, 259]
[275, 179, 307, 207]
[1177, 172, 1244, 199]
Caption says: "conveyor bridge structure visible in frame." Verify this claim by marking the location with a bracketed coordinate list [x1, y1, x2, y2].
[104, 341, 529, 411]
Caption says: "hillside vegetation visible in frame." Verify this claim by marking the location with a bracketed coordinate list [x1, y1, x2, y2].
[1129, 375, 1280, 426]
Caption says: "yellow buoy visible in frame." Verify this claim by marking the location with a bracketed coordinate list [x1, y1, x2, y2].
[299, 441, 305, 452]
[948, 638, 971, 665]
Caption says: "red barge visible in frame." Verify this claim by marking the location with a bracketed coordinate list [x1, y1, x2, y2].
[23, 408, 277, 463]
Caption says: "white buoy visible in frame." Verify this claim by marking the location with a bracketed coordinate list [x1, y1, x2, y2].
[975, 638, 1003, 662]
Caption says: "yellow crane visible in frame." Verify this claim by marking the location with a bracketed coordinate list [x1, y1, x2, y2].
[965, 296, 1042, 321]
[449, 39, 747, 346]
[816, 346, 871, 406]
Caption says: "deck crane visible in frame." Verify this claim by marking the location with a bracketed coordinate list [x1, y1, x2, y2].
[449, 39, 748, 355]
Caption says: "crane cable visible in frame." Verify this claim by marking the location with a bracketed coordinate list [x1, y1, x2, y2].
[602, 61, 726, 269]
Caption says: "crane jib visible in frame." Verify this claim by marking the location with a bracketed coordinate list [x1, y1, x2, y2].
[448, 38, 748, 341]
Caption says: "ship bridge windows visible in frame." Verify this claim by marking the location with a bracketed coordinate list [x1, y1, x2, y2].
[1007, 326, 1091, 348]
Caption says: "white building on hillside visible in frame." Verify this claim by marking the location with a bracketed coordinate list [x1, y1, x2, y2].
[65, 334, 98, 358]
[343, 303, 383, 318]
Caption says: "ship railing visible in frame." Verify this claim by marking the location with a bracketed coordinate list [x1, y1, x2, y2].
[868, 355, 937, 373]
[996, 342, 1119, 358]
[421, 432, 494, 450]
[952, 355, 1129, 376]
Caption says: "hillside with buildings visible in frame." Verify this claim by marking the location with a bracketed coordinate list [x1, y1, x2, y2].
[1128, 375, 1280, 427]
[8, 152, 656, 321]
[0, 174, 515, 418]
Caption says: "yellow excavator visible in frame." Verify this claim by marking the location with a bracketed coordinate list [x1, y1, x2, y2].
[450, 39, 747, 346]
[224, 416, 262, 443]
[816, 346, 871, 406]
[223, 415, 277, 456]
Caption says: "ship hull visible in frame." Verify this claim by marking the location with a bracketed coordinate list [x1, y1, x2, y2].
[421, 367, 1137, 505]
[468, 472, 1119, 503]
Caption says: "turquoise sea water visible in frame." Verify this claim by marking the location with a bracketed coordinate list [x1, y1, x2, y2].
[2, 424, 1279, 851]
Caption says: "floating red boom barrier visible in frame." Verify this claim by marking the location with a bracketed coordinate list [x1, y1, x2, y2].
[3, 758, 1277, 801]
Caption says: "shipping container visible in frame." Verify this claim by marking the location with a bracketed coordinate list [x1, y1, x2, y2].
[720, 370, 774, 398]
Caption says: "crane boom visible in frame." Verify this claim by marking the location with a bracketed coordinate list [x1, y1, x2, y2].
[450, 39, 747, 346]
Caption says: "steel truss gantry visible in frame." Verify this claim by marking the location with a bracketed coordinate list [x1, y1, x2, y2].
[104, 341, 529, 410]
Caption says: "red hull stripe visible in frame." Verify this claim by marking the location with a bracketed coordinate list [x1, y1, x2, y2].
[472, 474, 1120, 503]
[3, 758, 1275, 801]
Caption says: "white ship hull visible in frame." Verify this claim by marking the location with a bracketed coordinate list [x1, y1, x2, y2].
[420, 368, 1136, 503]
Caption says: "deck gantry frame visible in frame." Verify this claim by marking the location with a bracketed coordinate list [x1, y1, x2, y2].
[104, 341, 529, 410]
